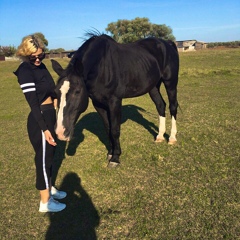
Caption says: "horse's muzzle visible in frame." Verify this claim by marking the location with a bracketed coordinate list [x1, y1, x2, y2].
[56, 133, 70, 141]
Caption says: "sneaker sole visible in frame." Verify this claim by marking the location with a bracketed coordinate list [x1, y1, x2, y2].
[51, 194, 67, 200]
[39, 205, 66, 213]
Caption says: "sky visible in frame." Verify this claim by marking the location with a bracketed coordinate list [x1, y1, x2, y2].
[0, 0, 239, 50]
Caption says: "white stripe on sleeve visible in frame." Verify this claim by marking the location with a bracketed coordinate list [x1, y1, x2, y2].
[20, 83, 35, 88]
[22, 88, 36, 93]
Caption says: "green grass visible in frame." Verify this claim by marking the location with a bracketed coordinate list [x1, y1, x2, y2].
[1, 48, 240, 239]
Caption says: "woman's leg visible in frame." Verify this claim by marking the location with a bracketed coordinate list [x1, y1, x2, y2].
[27, 110, 66, 212]
[40, 189, 50, 203]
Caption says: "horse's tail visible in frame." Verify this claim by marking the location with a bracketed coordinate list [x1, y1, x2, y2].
[178, 102, 183, 114]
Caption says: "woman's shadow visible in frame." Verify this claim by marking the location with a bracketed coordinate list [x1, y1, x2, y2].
[45, 172, 100, 240]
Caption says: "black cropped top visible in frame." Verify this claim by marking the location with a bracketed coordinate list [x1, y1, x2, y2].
[14, 62, 56, 131]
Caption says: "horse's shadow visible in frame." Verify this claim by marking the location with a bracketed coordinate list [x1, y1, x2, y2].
[45, 172, 100, 240]
[69, 104, 158, 155]
[52, 104, 161, 184]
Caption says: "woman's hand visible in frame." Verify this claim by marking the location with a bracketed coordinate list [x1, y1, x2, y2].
[54, 99, 58, 110]
[44, 130, 57, 146]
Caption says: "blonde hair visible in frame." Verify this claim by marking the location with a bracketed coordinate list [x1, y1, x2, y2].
[16, 34, 45, 61]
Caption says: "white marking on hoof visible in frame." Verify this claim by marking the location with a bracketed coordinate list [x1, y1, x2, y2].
[155, 137, 165, 143]
[168, 116, 177, 145]
[156, 116, 166, 143]
[168, 139, 177, 145]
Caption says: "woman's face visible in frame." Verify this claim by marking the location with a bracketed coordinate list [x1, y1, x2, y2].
[29, 48, 45, 66]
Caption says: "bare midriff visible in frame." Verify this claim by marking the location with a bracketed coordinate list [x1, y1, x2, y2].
[41, 97, 53, 105]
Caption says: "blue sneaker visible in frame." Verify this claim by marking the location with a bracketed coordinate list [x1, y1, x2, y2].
[51, 186, 67, 200]
[39, 197, 66, 212]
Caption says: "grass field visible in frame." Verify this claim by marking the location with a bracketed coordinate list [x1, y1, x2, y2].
[0, 48, 240, 239]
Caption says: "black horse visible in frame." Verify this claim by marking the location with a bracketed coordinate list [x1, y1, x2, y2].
[51, 34, 179, 167]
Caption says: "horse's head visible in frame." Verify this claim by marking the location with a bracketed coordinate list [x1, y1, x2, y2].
[51, 59, 89, 141]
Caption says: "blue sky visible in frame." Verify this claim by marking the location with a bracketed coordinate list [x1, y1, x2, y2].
[0, 0, 239, 50]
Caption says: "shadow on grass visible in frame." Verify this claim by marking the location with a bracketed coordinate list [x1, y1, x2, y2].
[52, 104, 159, 184]
[68, 104, 158, 155]
[45, 172, 100, 240]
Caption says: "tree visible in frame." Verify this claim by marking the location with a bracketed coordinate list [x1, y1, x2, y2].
[0, 45, 16, 57]
[34, 32, 48, 47]
[49, 48, 65, 53]
[149, 24, 175, 40]
[106, 17, 175, 43]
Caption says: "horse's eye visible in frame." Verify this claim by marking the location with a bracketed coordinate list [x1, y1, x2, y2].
[75, 90, 80, 94]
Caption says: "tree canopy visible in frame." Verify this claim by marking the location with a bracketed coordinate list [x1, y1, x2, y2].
[33, 32, 66, 52]
[0, 45, 16, 56]
[0, 32, 48, 57]
[34, 32, 48, 47]
[49, 48, 65, 53]
[106, 17, 175, 43]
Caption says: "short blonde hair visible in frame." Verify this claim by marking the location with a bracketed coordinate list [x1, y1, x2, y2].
[16, 34, 45, 60]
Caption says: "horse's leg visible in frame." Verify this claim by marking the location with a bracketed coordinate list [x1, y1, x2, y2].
[164, 82, 178, 145]
[107, 98, 122, 168]
[149, 86, 167, 142]
[92, 101, 113, 160]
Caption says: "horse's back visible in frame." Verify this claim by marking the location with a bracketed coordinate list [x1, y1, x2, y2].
[136, 38, 179, 77]
[74, 35, 178, 99]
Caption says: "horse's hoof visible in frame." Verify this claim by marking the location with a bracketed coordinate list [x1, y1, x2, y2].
[155, 138, 165, 143]
[168, 139, 177, 145]
[107, 161, 120, 168]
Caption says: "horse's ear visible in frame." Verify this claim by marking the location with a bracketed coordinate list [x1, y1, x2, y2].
[74, 59, 84, 76]
[51, 59, 64, 76]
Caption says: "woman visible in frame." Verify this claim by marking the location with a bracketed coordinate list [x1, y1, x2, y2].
[14, 34, 66, 212]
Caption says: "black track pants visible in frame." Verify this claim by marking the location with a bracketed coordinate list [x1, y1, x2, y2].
[27, 104, 56, 190]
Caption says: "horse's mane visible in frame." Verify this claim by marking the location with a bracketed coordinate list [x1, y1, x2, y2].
[82, 29, 115, 42]
[65, 31, 108, 75]
[83, 29, 102, 40]
[67, 31, 115, 74]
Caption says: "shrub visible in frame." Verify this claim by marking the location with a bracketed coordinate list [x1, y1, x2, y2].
[0, 45, 17, 57]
